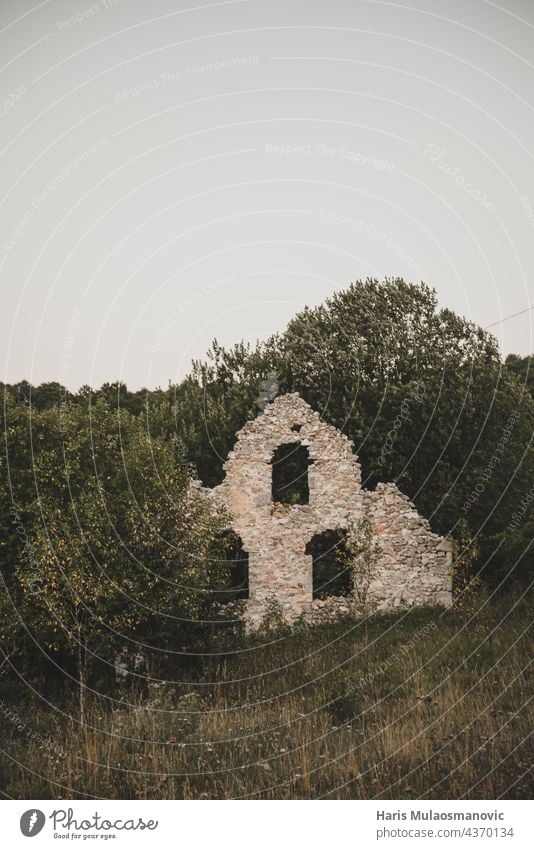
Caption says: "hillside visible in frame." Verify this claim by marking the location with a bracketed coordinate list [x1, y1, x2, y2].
[1, 591, 531, 800]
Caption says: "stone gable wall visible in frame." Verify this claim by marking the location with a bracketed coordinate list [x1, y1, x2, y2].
[364, 483, 453, 612]
[205, 393, 452, 629]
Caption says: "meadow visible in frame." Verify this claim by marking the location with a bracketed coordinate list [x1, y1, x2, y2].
[1, 590, 531, 800]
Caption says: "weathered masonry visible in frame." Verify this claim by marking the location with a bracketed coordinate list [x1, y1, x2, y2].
[208, 393, 452, 629]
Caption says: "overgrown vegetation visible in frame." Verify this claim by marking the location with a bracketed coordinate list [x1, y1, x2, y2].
[0, 399, 231, 726]
[3, 281, 533, 587]
[341, 513, 382, 611]
[0, 594, 531, 799]
[1, 278, 533, 799]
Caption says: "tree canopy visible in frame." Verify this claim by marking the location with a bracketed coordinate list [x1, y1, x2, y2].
[2, 277, 533, 700]
[167, 279, 534, 584]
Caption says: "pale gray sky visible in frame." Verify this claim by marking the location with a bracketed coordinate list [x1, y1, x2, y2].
[1, 0, 533, 390]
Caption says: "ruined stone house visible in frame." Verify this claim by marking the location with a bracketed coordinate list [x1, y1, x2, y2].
[206, 393, 452, 629]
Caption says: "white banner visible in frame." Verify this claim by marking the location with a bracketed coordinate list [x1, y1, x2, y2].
[1, 799, 531, 848]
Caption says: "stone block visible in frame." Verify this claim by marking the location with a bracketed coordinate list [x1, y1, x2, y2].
[197, 393, 452, 629]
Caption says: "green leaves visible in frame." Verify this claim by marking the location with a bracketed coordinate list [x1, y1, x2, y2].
[1, 395, 229, 681]
[165, 278, 534, 583]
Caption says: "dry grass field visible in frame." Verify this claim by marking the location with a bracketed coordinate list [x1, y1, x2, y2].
[1, 591, 532, 800]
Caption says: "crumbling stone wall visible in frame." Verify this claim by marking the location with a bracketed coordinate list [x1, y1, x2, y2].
[208, 393, 452, 629]
[364, 483, 453, 611]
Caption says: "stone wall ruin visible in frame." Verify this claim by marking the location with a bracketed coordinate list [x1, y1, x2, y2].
[208, 393, 452, 629]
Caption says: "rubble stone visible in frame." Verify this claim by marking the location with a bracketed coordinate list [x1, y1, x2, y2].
[204, 394, 452, 629]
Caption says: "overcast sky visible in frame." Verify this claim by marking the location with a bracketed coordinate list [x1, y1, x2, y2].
[1, 0, 533, 390]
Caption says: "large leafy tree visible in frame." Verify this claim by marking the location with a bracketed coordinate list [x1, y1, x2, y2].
[504, 353, 534, 398]
[2, 277, 532, 677]
[169, 279, 534, 582]
[275, 281, 533, 529]
[1, 395, 229, 721]
[168, 342, 279, 487]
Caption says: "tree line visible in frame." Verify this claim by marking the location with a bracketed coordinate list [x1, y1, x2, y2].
[1, 278, 533, 707]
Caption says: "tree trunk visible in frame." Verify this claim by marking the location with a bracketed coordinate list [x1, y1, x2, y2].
[77, 623, 86, 729]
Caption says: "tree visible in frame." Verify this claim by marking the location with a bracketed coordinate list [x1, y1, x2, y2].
[1, 397, 229, 723]
[504, 354, 534, 398]
[170, 279, 534, 583]
[169, 341, 279, 487]
[337, 512, 382, 613]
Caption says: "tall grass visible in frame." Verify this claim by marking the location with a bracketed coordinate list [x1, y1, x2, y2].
[1, 592, 532, 799]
